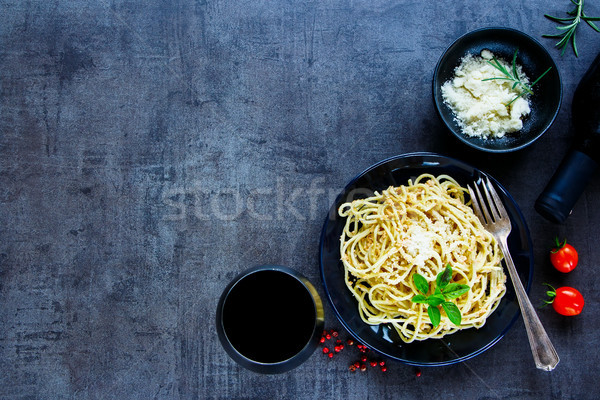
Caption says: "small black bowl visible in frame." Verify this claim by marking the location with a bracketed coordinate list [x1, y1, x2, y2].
[216, 265, 325, 374]
[433, 27, 562, 153]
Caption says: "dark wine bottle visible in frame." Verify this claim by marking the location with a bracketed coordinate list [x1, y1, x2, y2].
[535, 53, 600, 223]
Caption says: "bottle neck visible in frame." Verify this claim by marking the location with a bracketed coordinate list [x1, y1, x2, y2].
[535, 149, 598, 223]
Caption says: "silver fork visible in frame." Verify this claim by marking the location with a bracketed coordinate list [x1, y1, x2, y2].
[468, 178, 559, 371]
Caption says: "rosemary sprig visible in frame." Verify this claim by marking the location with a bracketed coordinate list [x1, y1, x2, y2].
[481, 49, 552, 106]
[543, 0, 600, 57]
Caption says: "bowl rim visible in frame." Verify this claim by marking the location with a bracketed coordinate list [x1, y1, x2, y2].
[432, 26, 562, 153]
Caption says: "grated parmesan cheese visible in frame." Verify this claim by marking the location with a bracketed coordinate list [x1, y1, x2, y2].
[404, 226, 435, 267]
[441, 49, 531, 139]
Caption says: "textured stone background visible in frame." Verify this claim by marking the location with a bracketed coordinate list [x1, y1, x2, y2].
[1, 1, 599, 399]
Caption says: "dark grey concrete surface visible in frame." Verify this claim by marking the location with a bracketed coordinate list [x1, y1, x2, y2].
[1, 1, 599, 399]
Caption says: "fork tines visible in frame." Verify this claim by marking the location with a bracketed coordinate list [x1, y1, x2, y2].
[467, 177, 508, 226]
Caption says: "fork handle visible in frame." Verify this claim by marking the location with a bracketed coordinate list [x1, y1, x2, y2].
[498, 239, 560, 371]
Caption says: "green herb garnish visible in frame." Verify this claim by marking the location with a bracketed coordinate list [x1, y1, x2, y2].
[543, 0, 600, 57]
[481, 49, 552, 106]
[411, 264, 470, 327]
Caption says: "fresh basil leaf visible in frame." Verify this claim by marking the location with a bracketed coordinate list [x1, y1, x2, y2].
[442, 283, 470, 299]
[428, 305, 441, 327]
[426, 294, 445, 306]
[412, 294, 429, 303]
[436, 264, 452, 289]
[412, 273, 429, 295]
[442, 302, 462, 326]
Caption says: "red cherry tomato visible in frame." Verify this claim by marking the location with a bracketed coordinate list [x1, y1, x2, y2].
[544, 284, 584, 316]
[550, 238, 578, 273]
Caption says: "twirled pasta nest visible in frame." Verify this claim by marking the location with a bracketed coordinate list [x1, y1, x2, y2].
[339, 174, 507, 343]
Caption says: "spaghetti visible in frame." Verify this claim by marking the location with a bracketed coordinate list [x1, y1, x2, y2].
[338, 174, 506, 343]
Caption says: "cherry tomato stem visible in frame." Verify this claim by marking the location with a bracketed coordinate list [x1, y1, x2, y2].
[551, 237, 566, 253]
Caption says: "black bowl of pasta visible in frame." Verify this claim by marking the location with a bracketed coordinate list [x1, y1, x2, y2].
[319, 152, 533, 366]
